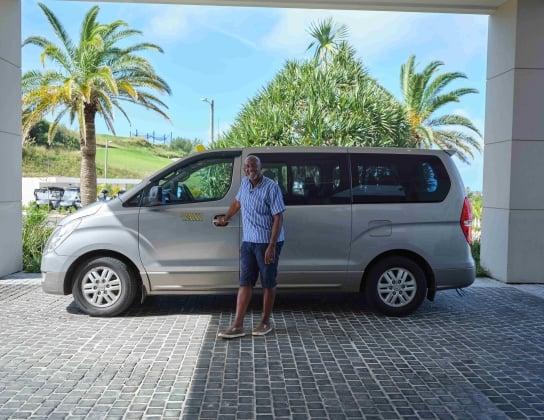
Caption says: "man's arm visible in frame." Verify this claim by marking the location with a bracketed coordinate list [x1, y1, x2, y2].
[265, 212, 283, 264]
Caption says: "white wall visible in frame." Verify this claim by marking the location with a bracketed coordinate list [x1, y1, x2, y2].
[0, 0, 22, 276]
[481, 0, 544, 283]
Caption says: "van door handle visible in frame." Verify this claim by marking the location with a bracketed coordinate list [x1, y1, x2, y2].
[213, 214, 228, 227]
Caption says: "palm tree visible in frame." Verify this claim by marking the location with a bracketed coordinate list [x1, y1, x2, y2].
[22, 3, 171, 205]
[306, 17, 349, 67]
[400, 54, 481, 163]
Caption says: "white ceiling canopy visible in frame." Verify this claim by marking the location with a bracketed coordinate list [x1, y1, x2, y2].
[106, 0, 507, 14]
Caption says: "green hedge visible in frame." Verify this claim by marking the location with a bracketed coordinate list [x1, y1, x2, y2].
[22, 206, 54, 273]
[471, 238, 488, 277]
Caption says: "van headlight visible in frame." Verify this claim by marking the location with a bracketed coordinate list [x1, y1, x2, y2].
[45, 219, 82, 252]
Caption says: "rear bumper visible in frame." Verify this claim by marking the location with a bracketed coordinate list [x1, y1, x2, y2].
[435, 266, 476, 290]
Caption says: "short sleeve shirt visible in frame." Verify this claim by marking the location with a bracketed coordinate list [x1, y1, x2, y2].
[236, 176, 286, 243]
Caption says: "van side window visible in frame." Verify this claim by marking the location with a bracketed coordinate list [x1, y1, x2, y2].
[260, 154, 350, 205]
[262, 166, 288, 195]
[350, 154, 451, 203]
[145, 157, 234, 205]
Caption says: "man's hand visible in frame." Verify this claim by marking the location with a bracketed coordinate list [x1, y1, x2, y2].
[265, 244, 276, 264]
[215, 200, 241, 226]
[215, 215, 228, 226]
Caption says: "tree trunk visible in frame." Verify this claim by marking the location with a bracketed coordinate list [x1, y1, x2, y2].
[80, 106, 98, 206]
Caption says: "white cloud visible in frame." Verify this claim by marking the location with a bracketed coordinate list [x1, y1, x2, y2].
[141, 6, 192, 43]
[201, 23, 259, 50]
[134, 4, 259, 48]
[259, 9, 488, 68]
[411, 14, 488, 69]
[137, 5, 488, 71]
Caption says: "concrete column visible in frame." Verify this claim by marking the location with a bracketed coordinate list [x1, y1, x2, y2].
[0, 0, 22, 276]
[482, 0, 544, 283]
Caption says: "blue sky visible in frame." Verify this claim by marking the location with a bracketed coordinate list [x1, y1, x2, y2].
[22, 0, 488, 191]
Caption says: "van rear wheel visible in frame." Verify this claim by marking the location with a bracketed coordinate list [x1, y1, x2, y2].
[365, 256, 426, 317]
[72, 257, 138, 317]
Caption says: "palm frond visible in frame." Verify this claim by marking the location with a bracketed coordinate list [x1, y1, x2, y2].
[398, 54, 481, 161]
[37, 2, 74, 54]
[306, 17, 349, 65]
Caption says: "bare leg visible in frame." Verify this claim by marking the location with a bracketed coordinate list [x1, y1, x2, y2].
[261, 287, 276, 325]
[232, 285, 253, 328]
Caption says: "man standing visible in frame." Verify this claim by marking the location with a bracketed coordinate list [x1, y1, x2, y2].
[217, 155, 285, 339]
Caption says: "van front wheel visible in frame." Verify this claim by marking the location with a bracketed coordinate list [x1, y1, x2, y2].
[72, 257, 138, 317]
[365, 256, 426, 317]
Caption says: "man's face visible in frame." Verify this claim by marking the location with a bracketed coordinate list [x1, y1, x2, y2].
[245, 158, 262, 182]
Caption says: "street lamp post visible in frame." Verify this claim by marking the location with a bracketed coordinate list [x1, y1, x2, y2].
[201, 97, 214, 143]
[104, 140, 110, 185]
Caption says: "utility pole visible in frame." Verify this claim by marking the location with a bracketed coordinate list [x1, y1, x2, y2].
[201, 97, 215, 143]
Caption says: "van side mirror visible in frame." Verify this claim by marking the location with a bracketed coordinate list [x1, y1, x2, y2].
[147, 186, 163, 206]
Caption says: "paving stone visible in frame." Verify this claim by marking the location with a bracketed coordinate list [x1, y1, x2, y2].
[0, 278, 544, 418]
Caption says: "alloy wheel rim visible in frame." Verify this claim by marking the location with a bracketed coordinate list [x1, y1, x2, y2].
[377, 267, 417, 307]
[81, 266, 122, 308]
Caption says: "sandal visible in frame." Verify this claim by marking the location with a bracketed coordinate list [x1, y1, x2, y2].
[217, 326, 246, 339]
[252, 322, 273, 336]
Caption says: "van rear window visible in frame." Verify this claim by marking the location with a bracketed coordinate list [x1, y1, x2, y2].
[350, 154, 450, 203]
[261, 152, 451, 205]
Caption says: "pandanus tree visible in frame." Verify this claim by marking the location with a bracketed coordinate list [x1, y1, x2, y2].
[22, 3, 171, 205]
[306, 17, 349, 68]
[216, 19, 409, 148]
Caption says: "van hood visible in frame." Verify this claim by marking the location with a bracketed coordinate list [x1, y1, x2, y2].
[59, 201, 104, 225]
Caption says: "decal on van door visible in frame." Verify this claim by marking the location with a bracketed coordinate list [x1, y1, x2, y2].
[180, 212, 204, 222]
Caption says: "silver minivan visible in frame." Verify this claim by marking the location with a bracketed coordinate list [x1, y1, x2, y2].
[41, 147, 475, 317]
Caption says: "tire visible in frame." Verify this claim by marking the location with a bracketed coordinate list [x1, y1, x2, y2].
[72, 257, 138, 317]
[365, 256, 427, 317]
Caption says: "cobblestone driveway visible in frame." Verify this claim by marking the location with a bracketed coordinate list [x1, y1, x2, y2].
[0, 277, 543, 420]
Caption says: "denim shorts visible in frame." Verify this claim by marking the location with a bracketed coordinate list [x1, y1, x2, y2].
[240, 241, 284, 288]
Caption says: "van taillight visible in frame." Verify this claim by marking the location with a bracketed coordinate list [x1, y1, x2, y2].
[461, 197, 472, 244]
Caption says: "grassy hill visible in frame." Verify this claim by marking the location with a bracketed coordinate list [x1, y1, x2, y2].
[23, 134, 178, 179]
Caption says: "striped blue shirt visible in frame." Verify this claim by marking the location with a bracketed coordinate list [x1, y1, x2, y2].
[236, 176, 286, 243]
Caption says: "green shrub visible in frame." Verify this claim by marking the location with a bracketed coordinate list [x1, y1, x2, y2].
[25, 120, 79, 149]
[22, 206, 54, 273]
[471, 238, 489, 277]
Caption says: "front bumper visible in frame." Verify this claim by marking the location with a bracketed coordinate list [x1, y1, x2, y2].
[41, 271, 67, 295]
